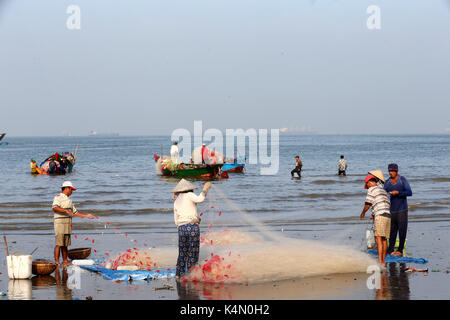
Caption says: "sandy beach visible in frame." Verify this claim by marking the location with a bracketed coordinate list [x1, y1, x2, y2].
[1, 215, 449, 300]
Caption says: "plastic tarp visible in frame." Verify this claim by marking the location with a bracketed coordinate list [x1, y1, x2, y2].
[80, 264, 176, 281]
[367, 249, 428, 264]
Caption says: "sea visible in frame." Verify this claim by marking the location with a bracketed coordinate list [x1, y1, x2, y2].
[1, 134, 449, 235]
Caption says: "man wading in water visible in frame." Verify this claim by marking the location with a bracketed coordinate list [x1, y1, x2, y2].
[52, 181, 98, 266]
[291, 155, 302, 178]
[172, 179, 211, 280]
[338, 155, 347, 176]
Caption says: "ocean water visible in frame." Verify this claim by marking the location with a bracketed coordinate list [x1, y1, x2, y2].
[0, 134, 449, 236]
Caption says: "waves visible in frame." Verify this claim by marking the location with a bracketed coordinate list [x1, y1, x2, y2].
[408, 201, 450, 212]
[409, 177, 450, 183]
[430, 177, 450, 182]
[0, 202, 51, 209]
[273, 192, 362, 202]
[310, 179, 361, 185]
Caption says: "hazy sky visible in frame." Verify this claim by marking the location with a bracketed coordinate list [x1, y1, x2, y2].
[1, 0, 449, 136]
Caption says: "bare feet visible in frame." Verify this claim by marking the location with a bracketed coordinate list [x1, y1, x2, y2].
[63, 260, 72, 266]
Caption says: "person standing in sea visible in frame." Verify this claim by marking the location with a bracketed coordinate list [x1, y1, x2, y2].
[172, 179, 211, 280]
[384, 163, 412, 257]
[52, 181, 98, 266]
[30, 158, 39, 174]
[338, 155, 347, 176]
[291, 155, 302, 178]
[170, 141, 180, 164]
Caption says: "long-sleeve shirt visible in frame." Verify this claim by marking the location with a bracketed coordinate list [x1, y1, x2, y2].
[384, 176, 412, 213]
[170, 145, 179, 163]
[174, 191, 206, 227]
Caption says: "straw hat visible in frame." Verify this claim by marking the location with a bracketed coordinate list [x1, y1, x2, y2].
[171, 179, 197, 193]
[368, 170, 385, 183]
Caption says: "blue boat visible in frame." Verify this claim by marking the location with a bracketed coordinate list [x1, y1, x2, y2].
[222, 158, 245, 173]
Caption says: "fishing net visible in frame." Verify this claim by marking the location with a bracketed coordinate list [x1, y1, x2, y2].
[200, 229, 262, 247]
[106, 247, 175, 271]
[192, 146, 224, 165]
[160, 158, 182, 172]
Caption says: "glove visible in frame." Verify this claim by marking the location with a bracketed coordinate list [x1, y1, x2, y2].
[203, 182, 211, 193]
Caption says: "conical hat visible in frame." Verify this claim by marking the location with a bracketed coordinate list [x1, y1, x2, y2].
[171, 179, 197, 193]
[368, 170, 385, 183]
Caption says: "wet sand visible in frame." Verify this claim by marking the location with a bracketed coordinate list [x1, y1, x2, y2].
[1, 217, 449, 300]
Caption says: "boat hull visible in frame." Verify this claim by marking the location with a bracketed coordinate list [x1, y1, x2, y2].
[161, 164, 225, 178]
[222, 163, 244, 173]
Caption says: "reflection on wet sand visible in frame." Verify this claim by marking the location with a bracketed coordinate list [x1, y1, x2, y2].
[375, 263, 410, 300]
[28, 266, 73, 300]
[31, 274, 57, 287]
[177, 263, 412, 300]
[8, 279, 32, 300]
[54, 266, 73, 300]
[176, 273, 370, 300]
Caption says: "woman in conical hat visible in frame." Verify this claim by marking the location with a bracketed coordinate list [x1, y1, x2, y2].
[171, 179, 197, 194]
[172, 179, 211, 280]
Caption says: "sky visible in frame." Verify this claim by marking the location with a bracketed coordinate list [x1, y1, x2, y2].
[0, 0, 449, 136]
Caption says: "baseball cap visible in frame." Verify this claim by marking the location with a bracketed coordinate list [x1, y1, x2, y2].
[364, 174, 377, 189]
[388, 163, 398, 171]
[61, 181, 77, 190]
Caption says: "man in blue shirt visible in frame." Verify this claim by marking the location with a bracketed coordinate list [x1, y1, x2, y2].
[384, 163, 412, 256]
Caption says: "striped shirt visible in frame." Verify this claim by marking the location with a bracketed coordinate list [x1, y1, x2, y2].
[365, 185, 391, 217]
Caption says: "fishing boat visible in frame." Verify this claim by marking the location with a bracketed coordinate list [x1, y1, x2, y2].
[154, 155, 227, 179]
[0, 133, 7, 145]
[37, 152, 76, 175]
[222, 157, 245, 173]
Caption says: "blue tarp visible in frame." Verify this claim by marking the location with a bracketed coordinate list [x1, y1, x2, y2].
[80, 265, 176, 281]
[367, 249, 428, 264]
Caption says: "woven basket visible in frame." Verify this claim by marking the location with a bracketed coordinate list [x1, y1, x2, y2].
[68, 247, 91, 260]
[32, 260, 57, 275]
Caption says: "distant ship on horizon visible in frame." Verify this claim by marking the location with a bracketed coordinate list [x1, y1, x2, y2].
[279, 126, 318, 134]
[88, 130, 120, 137]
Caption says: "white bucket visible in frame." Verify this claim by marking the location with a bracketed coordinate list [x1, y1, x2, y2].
[7, 252, 32, 279]
[7, 279, 32, 300]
